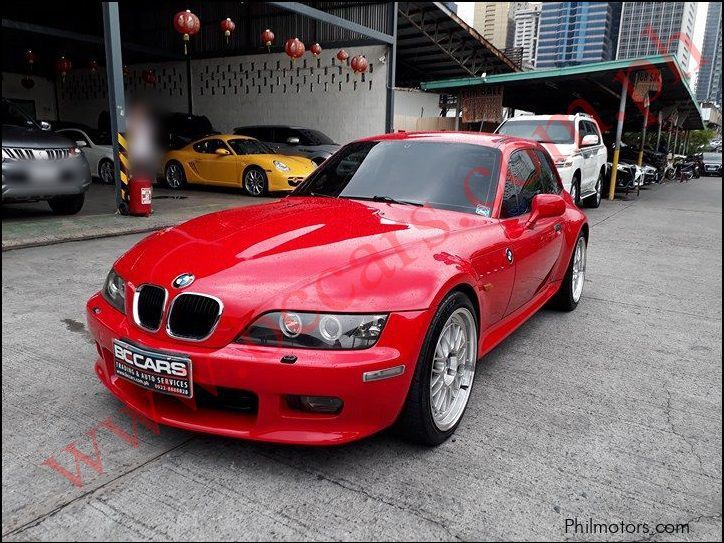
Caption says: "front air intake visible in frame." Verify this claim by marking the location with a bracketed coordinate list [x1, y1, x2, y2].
[167, 293, 222, 340]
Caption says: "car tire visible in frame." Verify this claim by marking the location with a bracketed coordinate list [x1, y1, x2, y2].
[396, 291, 478, 446]
[164, 161, 187, 189]
[243, 167, 268, 197]
[48, 193, 85, 215]
[98, 158, 115, 185]
[583, 171, 603, 208]
[570, 174, 581, 206]
[550, 231, 587, 312]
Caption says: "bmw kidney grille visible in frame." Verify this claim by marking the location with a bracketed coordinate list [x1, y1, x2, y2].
[167, 293, 223, 341]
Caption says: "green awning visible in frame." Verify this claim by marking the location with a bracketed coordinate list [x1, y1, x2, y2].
[421, 55, 704, 131]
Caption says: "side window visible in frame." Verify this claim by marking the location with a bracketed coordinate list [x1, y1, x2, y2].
[258, 127, 275, 142]
[193, 139, 228, 154]
[534, 150, 561, 194]
[276, 127, 296, 144]
[501, 150, 536, 218]
[587, 121, 601, 142]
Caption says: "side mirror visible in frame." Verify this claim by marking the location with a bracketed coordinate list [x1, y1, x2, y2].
[40, 121, 52, 131]
[581, 134, 599, 147]
[286, 136, 300, 145]
[215, 147, 231, 156]
[76, 140, 88, 148]
[526, 194, 566, 229]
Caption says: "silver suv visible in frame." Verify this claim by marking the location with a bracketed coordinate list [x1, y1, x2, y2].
[2, 99, 91, 215]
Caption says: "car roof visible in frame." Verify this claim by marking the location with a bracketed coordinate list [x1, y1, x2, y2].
[357, 131, 534, 149]
[502, 114, 596, 123]
[235, 125, 315, 130]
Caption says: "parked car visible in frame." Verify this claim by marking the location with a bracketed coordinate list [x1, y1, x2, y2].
[604, 159, 641, 196]
[87, 131, 589, 446]
[701, 152, 722, 176]
[56, 124, 114, 184]
[495, 113, 607, 208]
[2, 99, 90, 215]
[233, 125, 339, 165]
[161, 134, 316, 195]
[99, 110, 218, 150]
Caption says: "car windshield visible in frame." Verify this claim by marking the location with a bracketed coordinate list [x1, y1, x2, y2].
[2, 100, 37, 128]
[294, 140, 501, 215]
[703, 152, 722, 162]
[228, 138, 274, 155]
[497, 119, 575, 144]
[297, 129, 336, 146]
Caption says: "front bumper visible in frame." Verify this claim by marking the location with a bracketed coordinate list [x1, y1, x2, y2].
[2, 158, 90, 201]
[86, 293, 430, 445]
[703, 164, 721, 176]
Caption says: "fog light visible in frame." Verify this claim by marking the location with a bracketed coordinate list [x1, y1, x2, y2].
[286, 395, 343, 414]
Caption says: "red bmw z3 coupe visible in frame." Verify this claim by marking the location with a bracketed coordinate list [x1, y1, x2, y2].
[87, 132, 589, 446]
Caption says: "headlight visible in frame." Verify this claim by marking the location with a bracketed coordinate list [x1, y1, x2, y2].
[236, 311, 389, 350]
[69, 146, 82, 158]
[273, 160, 290, 172]
[554, 157, 574, 168]
[102, 268, 126, 313]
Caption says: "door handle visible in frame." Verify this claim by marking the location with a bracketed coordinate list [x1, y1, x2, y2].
[554, 223, 563, 233]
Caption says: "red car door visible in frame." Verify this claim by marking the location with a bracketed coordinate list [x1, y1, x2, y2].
[499, 148, 565, 315]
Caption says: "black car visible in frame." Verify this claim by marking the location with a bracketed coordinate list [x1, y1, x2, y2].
[98, 110, 217, 149]
[2, 99, 91, 215]
[701, 152, 722, 176]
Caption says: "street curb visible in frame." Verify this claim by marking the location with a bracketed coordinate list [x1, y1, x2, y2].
[1, 226, 165, 252]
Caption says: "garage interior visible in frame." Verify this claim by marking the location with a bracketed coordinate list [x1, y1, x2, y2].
[2, 1, 519, 249]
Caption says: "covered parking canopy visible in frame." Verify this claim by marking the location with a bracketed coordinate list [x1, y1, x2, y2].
[420, 55, 704, 132]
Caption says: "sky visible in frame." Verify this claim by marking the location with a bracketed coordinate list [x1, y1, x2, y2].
[455, 2, 709, 80]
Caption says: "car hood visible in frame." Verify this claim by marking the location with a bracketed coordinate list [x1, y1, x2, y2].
[540, 143, 577, 160]
[2, 125, 75, 148]
[115, 197, 494, 346]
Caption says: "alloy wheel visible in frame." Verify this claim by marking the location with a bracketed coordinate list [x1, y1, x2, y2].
[244, 170, 265, 196]
[100, 160, 114, 184]
[570, 182, 578, 205]
[430, 308, 477, 431]
[571, 236, 587, 302]
[166, 164, 183, 189]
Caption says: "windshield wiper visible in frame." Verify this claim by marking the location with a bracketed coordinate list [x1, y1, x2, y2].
[347, 195, 423, 207]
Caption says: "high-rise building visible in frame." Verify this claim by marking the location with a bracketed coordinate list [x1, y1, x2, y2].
[473, 2, 532, 50]
[535, 2, 622, 69]
[696, 2, 722, 104]
[514, 4, 541, 69]
[616, 2, 697, 74]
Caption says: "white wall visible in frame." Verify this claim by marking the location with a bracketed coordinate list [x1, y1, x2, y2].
[2, 72, 57, 120]
[394, 88, 442, 118]
[55, 45, 388, 144]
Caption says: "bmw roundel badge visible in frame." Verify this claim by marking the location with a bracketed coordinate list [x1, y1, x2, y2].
[172, 273, 195, 289]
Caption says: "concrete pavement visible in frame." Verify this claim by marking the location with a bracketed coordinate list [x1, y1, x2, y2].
[2, 179, 721, 541]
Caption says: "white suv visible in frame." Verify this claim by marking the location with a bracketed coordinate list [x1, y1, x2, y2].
[495, 113, 607, 208]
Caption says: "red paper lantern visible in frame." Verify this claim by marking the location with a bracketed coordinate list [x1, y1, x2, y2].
[261, 29, 275, 50]
[336, 49, 349, 62]
[141, 69, 157, 86]
[351, 55, 368, 74]
[173, 9, 201, 54]
[284, 38, 305, 61]
[55, 56, 72, 80]
[89, 59, 100, 73]
[220, 18, 235, 44]
[310, 43, 322, 57]
[21, 77, 35, 89]
[25, 50, 39, 66]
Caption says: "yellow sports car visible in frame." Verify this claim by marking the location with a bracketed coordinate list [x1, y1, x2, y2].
[161, 135, 317, 196]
